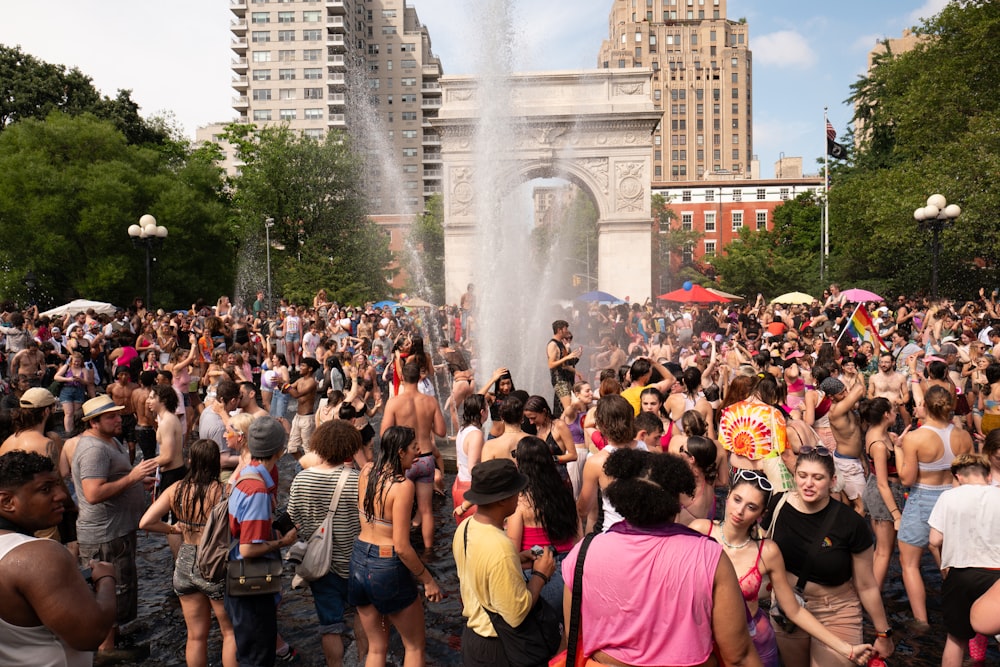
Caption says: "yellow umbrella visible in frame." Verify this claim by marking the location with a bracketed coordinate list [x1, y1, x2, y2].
[772, 291, 815, 305]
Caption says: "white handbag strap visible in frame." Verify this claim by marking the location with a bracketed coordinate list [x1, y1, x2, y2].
[325, 467, 351, 517]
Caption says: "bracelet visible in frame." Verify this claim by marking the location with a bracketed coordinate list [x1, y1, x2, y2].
[92, 574, 117, 587]
[414, 565, 426, 578]
[531, 571, 550, 584]
[891, 508, 901, 515]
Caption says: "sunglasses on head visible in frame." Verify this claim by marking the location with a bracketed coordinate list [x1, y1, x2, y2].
[799, 445, 833, 457]
[733, 468, 773, 492]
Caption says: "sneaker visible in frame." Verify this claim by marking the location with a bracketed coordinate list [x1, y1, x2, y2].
[275, 646, 301, 663]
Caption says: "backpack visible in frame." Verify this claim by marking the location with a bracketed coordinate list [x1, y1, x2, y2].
[197, 469, 262, 582]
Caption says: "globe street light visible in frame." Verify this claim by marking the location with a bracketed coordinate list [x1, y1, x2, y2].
[127, 214, 168, 310]
[913, 194, 961, 300]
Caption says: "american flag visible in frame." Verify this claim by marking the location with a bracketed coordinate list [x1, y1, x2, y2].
[826, 120, 837, 141]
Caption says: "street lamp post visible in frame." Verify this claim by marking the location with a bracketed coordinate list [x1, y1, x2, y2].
[913, 194, 961, 300]
[265, 217, 275, 313]
[127, 214, 168, 310]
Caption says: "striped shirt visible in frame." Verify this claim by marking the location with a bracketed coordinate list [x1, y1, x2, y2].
[287, 465, 360, 578]
[228, 465, 277, 561]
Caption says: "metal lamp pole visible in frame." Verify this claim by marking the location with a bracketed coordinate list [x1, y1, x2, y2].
[127, 214, 168, 310]
[913, 194, 961, 300]
[265, 217, 275, 312]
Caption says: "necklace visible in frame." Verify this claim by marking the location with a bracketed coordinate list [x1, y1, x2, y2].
[716, 521, 752, 549]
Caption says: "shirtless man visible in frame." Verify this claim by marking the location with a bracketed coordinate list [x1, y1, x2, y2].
[10, 341, 46, 387]
[868, 352, 910, 428]
[286, 357, 319, 460]
[146, 384, 185, 557]
[130, 371, 157, 463]
[109, 370, 138, 462]
[381, 359, 445, 551]
[590, 337, 626, 382]
[238, 381, 269, 418]
[480, 394, 526, 462]
[576, 395, 642, 534]
[822, 376, 867, 515]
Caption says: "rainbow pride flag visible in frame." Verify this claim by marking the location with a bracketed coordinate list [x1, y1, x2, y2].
[837, 304, 888, 351]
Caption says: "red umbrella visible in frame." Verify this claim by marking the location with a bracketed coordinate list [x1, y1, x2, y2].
[657, 284, 731, 303]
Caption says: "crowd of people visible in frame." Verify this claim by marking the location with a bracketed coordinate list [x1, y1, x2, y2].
[1, 282, 1000, 666]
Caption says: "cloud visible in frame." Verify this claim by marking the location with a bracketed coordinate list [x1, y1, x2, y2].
[908, 0, 950, 24]
[753, 30, 817, 69]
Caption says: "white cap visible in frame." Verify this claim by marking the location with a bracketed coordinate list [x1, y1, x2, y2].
[377, 329, 386, 337]
[380, 318, 389, 327]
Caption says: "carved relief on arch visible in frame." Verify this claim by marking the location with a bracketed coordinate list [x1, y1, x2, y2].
[450, 167, 475, 217]
[615, 161, 645, 213]
[578, 158, 609, 195]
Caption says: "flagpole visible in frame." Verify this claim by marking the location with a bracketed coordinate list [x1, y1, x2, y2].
[823, 107, 830, 284]
[836, 303, 860, 348]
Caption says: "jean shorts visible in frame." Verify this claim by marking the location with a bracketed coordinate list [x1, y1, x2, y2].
[174, 543, 224, 600]
[898, 483, 948, 548]
[59, 384, 86, 404]
[309, 570, 349, 634]
[348, 539, 418, 615]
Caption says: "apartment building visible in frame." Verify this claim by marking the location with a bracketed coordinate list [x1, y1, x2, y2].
[597, 0, 753, 184]
[228, 0, 442, 213]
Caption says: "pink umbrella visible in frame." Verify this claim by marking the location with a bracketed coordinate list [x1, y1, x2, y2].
[840, 288, 883, 303]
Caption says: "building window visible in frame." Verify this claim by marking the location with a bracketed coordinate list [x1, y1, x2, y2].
[253, 109, 272, 121]
[401, 111, 417, 120]
[732, 211, 743, 231]
[400, 43, 416, 52]
[381, 26, 397, 34]
[732, 188, 742, 202]
[682, 242, 693, 263]
[401, 129, 417, 138]
[304, 108, 323, 119]
[681, 212, 693, 231]
[278, 30, 295, 41]
[756, 210, 768, 230]
[302, 49, 320, 60]
[277, 11, 294, 22]
[278, 49, 295, 61]
[303, 10, 321, 22]
[278, 88, 295, 100]
[681, 190, 692, 202]
[704, 189, 714, 202]
[252, 31, 271, 43]
[303, 67, 321, 79]
[401, 77, 416, 86]
[252, 69, 272, 80]
[401, 59, 417, 68]
[304, 128, 323, 139]
[252, 89, 272, 101]
[704, 212, 716, 232]
[756, 188, 766, 200]
[303, 29, 321, 40]
[780, 187, 790, 201]
[704, 240, 716, 256]
[251, 12, 270, 23]
[279, 108, 296, 120]
[304, 87, 323, 99]
[252, 51, 272, 62]
[403, 147, 418, 157]
[401, 94, 416, 102]
[278, 68, 295, 80]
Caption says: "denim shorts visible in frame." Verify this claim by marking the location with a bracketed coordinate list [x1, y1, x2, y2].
[59, 384, 86, 404]
[898, 483, 948, 548]
[348, 539, 418, 615]
[309, 570, 349, 634]
[174, 543, 224, 600]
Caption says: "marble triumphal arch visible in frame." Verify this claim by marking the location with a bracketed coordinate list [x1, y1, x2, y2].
[433, 70, 663, 304]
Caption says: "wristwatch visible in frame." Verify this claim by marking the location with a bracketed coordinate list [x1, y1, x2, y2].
[875, 627, 893, 639]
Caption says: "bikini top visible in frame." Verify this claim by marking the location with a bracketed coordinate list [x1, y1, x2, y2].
[985, 398, 1000, 410]
[917, 423, 958, 472]
[360, 511, 393, 528]
[737, 538, 766, 603]
[867, 439, 899, 478]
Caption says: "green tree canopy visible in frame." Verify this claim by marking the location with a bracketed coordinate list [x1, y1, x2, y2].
[224, 124, 393, 306]
[0, 113, 235, 308]
[405, 194, 445, 304]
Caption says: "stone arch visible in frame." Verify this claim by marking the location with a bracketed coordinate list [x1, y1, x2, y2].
[433, 70, 663, 303]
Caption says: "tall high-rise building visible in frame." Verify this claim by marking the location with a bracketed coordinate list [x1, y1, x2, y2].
[597, 0, 753, 184]
[228, 0, 442, 213]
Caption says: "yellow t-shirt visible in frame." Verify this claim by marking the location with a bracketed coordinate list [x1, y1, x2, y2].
[452, 516, 533, 637]
[620, 384, 650, 416]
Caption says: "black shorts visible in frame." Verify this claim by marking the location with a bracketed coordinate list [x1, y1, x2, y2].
[120, 413, 137, 444]
[942, 567, 1000, 641]
[135, 426, 156, 461]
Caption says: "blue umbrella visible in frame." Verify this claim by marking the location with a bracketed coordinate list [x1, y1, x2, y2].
[373, 300, 398, 309]
[576, 290, 624, 304]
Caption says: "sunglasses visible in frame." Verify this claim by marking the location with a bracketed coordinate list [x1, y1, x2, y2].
[733, 468, 773, 492]
[799, 445, 833, 457]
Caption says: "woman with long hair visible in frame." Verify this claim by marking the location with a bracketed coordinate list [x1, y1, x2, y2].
[350, 426, 442, 666]
[265, 353, 291, 420]
[53, 352, 91, 434]
[483, 368, 515, 438]
[522, 395, 576, 487]
[676, 434, 721, 523]
[452, 394, 487, 524]
[769, 448, 895, 666]
[505, 435, 580, 612]
[859, 397, 906, 591]
[691, 471, 873, 667]
[140, 439, 236, 667]
[562, 381, 595, 497]
[898, 384, 973, 631]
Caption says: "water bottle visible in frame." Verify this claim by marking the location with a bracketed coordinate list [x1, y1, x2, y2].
[868, 653, 886, 666]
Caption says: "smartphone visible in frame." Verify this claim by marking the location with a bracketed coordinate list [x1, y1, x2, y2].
[530, 545, 544, 558]
[272, 508, 295, 535]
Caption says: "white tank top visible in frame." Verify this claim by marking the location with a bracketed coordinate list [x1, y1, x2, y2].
[455, 424, 479, 482]
[600, 442, 649, 532]
[0, 532, 92, 667]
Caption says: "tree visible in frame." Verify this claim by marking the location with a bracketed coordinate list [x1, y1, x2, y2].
[0, 113, 235, 308]
[653, 193, 703, 293]
[404, 194, 445, 304]
[833, 1, 1000, 297]
[224, 124, 393, 306]
[0, 44, 168, 146]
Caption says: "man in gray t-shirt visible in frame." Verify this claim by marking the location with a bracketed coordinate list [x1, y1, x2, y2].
[199, 379, 242, 474]
[72, 396, 157, 652]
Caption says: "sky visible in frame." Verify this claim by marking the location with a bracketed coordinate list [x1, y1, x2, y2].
[1, 0, 950, 179]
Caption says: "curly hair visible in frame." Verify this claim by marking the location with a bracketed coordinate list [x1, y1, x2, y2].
[514, 436, 578, 544]
[310, 420, 361, 464]
[0, 450, 54, 491]
[363, 426, 414, 523]
[604, 449, 695, 526]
